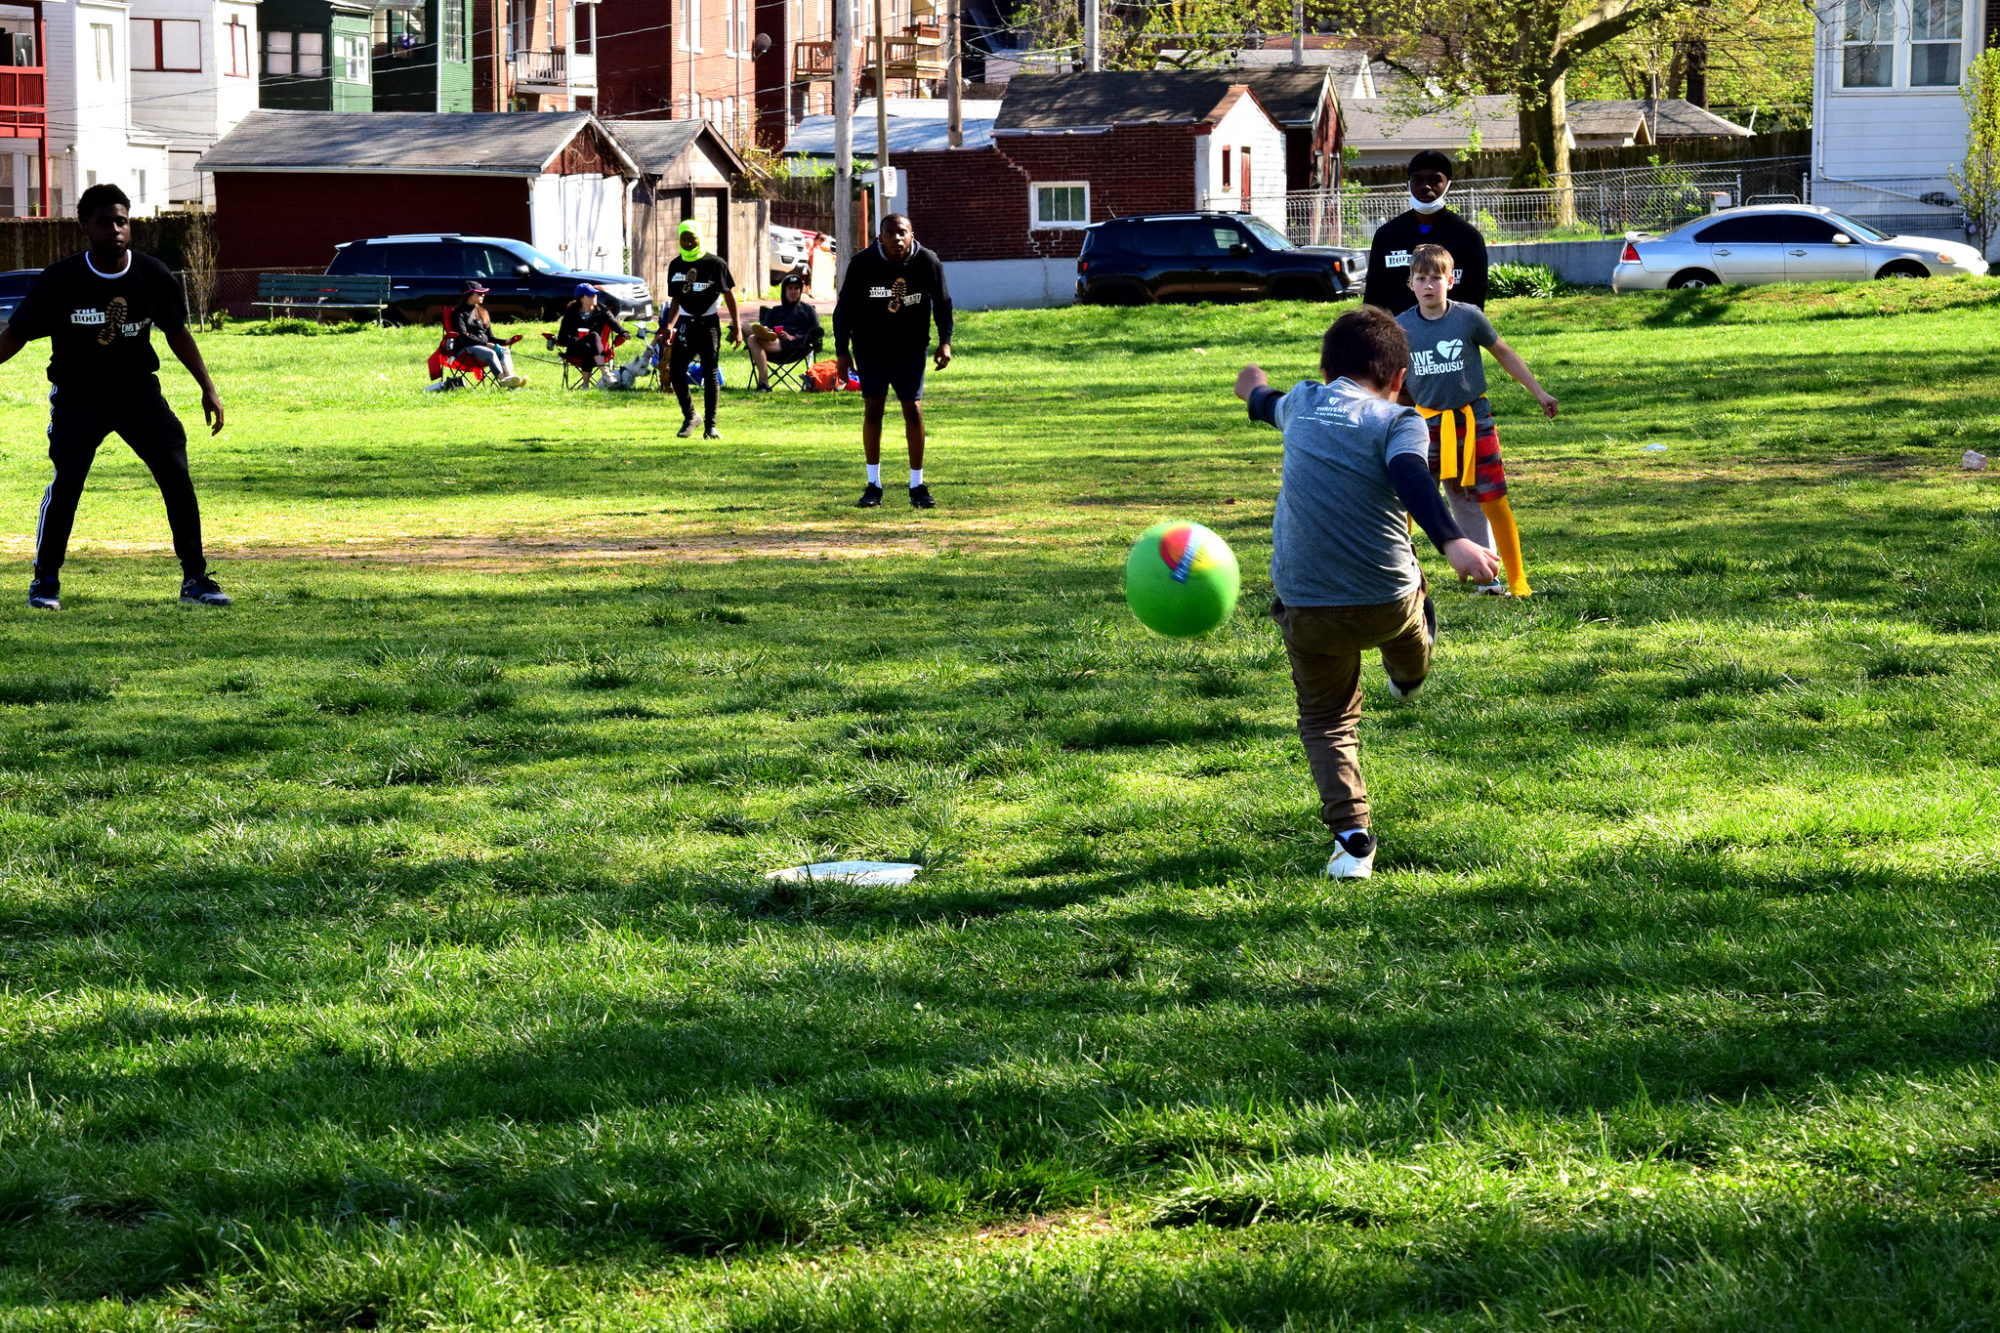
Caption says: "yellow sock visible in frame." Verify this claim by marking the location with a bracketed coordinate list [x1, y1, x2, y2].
[1480, 496, 1532, 597]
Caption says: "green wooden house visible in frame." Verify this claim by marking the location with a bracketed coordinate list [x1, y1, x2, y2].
[259, 0, 376, 111]
[372, 0, 476, 112]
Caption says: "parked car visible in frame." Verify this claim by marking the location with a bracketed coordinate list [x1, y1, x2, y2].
[1611, 205, 1987, 292]
[1077, 213, 1364, 304]
[0, 269, 37, 325]
[324, 234, 655, 324]
[770, 224, 815, 281]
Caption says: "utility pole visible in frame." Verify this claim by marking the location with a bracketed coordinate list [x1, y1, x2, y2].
[1082, 0, 1099, 72]
[947, 0, 962, 148]
[874, 0, 891, 191]
[1290, 0, 1302, 65]
[834, 0, 854, 282]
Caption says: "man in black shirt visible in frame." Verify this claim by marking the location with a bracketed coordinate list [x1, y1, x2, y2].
[658, 220, 740, 439]
[1, 183, 229, 610]
[833, 214, 953, 509]
[1362, 151, 1490, 314]
[746, 271, 820, 391]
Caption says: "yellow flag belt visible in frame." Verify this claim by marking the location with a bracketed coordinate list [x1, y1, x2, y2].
[1417, 404, 1478, 488]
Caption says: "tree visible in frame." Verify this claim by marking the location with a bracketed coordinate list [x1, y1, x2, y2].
[1953, 48, 2000, 262]
[1349, 0, 1681, 184]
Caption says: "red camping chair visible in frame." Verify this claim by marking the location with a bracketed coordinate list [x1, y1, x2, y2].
[427, 312, 517, 390]
[545, 323, 627, 389]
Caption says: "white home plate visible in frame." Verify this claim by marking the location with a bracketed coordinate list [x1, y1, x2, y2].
[766, 861, 921, 885]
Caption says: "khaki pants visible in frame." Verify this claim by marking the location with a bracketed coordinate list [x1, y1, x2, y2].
[1272, 587, 1432, 832]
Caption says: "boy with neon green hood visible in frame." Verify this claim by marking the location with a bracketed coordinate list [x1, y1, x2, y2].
[658, 220, 740, 438]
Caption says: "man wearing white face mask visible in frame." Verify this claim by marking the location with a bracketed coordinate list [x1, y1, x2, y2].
[1362, 151, 1489, 315]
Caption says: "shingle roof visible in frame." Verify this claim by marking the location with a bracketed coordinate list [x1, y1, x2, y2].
[1343, 95, 1528, 152]
[993, 71, 1279, 132]
[1568, 99, 1753, 138]
[601, 118, 749, 176]
[199, 110, 638, 176]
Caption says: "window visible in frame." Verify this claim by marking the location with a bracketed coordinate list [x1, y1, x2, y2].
[336, 32, 369, 80]
[1181, 222, 1243, 254]
[135, 169, 145, 204]
[265, 28, 291, 73]
[443, 0, 465, 61]
[1767, 215, 1848, 243]
[1911, 0, 1962, 85]
[375, 6, 425, 57]
[132, 19, 202, 71]
[297, 31, 323, 74]
[226, 16, 251, 76]
[1842, 0, 1892, 87]
[1031, 182, 1088, 228]
[683, 0, 701, 51]
[1692, 216, 1784, 243]
[1118, 222, 1187, 257]
[91, 24, 113, 81]
[1220, 147, 1231, 189]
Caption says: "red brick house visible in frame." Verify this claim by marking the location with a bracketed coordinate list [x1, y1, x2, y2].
[902, 70, 1340, 264]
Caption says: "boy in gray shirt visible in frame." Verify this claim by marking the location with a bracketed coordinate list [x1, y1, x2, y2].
[1393, 243, 1558, 597]
[1236, 308, 1498, 879]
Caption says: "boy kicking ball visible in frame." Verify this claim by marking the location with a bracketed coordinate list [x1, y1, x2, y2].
[1238, 308, 1499, 879]
[1393, 243, 1556, 598]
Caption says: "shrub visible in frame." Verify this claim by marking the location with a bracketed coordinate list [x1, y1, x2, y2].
[1488, 262, 1567, 300]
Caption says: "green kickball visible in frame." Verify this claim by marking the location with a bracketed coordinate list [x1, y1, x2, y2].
[1124, 521, 1241, 638]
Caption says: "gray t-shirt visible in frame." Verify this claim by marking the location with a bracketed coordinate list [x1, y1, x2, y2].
[1397, 302, 1499, 431]
[1268, 377, 1430, 608]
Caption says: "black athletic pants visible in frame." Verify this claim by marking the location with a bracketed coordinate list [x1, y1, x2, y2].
[34, 382, 206, 581]
[669, 318, 722, 425]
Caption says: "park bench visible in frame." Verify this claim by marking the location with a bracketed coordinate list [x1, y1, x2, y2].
[254, 273, 392, 323]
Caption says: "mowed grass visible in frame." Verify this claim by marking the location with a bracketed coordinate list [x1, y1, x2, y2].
[0, 280, 1998, 1330]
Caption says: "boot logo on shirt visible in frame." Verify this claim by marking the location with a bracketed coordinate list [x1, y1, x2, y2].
[887, 278, 907, 313]
[98, 297, 127, 344]
[868, 282, 923, 310]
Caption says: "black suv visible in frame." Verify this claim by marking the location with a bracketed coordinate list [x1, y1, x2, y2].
[1077, 213, 1364, 305]
[324, 234, 655, 325]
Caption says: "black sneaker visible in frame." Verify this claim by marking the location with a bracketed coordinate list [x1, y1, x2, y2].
[27, 575, 59, 611]
[855, 483, 884, 508]
[703, 423, 721, 440]
[754, 382, 773, 393]
[180, 574, 232, 607]
[908, 483, 935, 510]
[676, 417, 696, 438]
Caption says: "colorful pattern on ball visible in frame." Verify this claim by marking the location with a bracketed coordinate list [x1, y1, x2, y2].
[1158, 524, 1214, 584]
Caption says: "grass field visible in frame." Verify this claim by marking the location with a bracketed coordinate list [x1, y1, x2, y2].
[1, 279, 1999, 1330]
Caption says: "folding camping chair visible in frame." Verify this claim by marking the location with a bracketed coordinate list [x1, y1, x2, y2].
[752, 305, 824, 392]
[427, 319, 505, 391]
[545, 324, 628, 390]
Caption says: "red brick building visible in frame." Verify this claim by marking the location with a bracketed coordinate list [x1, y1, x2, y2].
[589, 0, 938, 148]
[901, 71, 1340, 263]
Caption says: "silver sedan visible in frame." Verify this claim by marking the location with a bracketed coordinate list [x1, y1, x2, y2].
[1611, 204, 1987, 292]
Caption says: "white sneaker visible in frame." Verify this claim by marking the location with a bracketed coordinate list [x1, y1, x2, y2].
[1323, 829, 1376, 879]
[422, 379, 450, 393]
[1473, 580, 1511, 596]
[1385, 675, 1423, 699]
[502, 374, 528, 389]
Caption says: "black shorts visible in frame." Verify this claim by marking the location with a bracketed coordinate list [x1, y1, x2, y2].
[855, 350, 927, 402]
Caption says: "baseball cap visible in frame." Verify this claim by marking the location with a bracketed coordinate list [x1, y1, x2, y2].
[574, 283, 599, 298]
[461, 281, 490, 294]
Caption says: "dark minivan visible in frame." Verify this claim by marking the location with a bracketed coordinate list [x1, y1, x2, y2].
[1077, 213, 1365, 305]
[325, 234, 655, 324]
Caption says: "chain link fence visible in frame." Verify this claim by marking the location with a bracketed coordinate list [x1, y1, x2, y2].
[1803, 175, 1967, 241]
[1289, 156, 1817, 246]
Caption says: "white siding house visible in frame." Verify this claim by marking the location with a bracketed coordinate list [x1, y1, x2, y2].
[129, 0, 260, 207]
[1192, 86, 1287, 234]
[45, 0, 170, 216]
[1812, 0, 1989, 247]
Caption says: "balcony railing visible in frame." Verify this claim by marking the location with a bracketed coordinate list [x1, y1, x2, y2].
[793, 28, 942, 81]
[0, 66, 45, 137]
[510, 47, 594, 90]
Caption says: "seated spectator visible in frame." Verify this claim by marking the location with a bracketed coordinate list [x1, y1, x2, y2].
[552, 284, 630, 371]
[747, 272, 822, 391]
[446, 283, 526, 388]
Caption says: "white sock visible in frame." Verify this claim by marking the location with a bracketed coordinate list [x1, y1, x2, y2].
[909, 467, 924, 488]
[866, 463, 880, 486]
